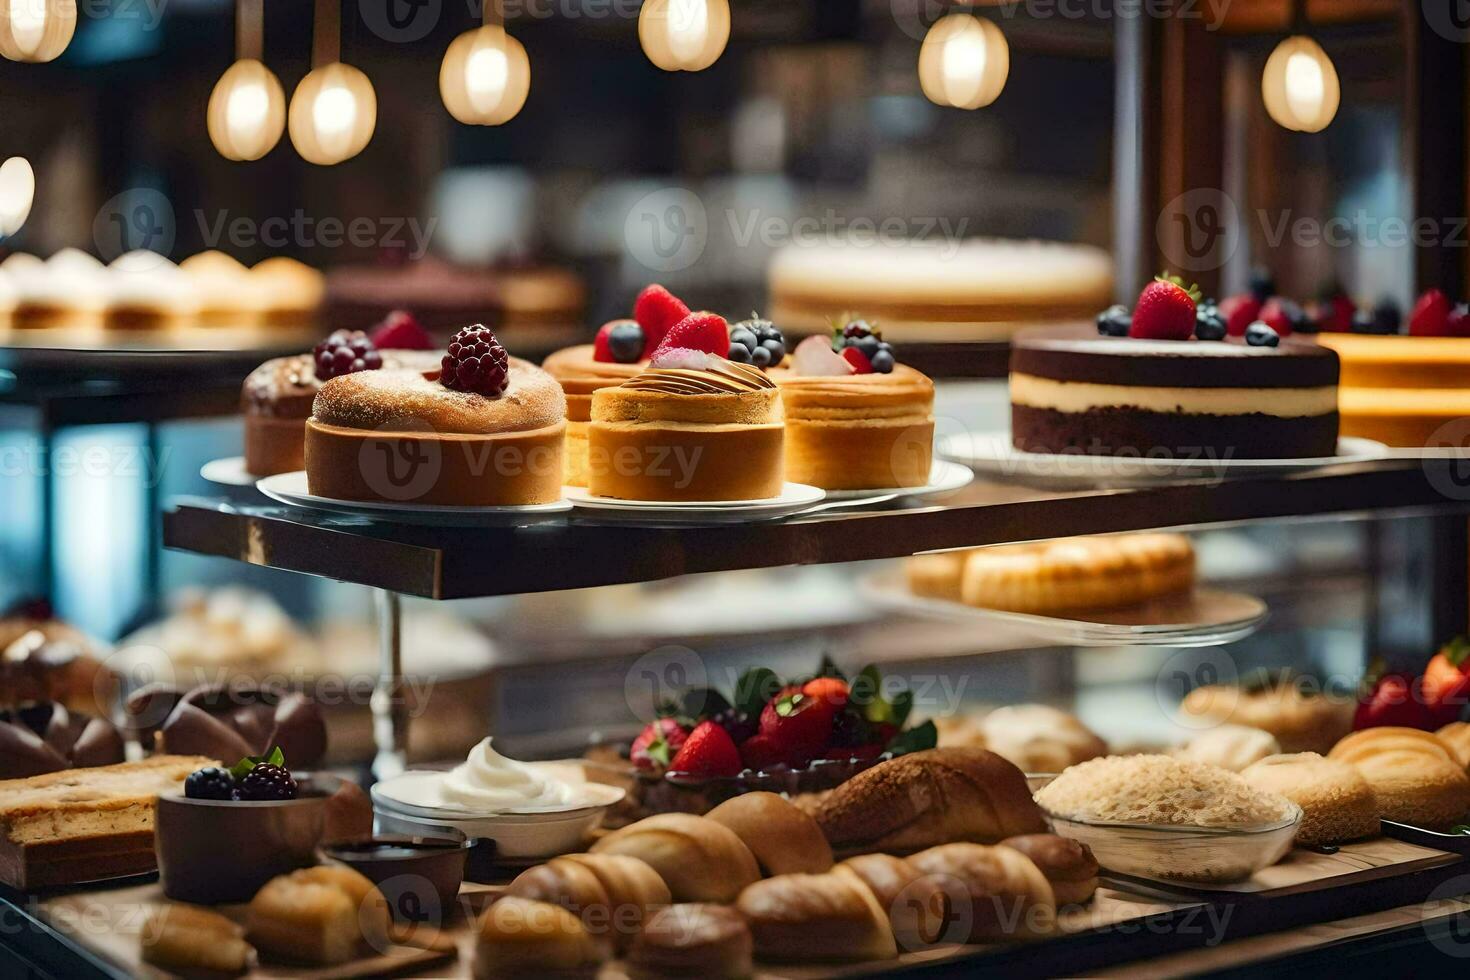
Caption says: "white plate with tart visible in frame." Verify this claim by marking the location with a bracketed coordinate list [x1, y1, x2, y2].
[860, 569, 1267, 647]
[820, 458, 975, 504]
[256, 471, 572, 524]
[564, 482, 825, 523]
[939, 431, 1388, 489]
[200, 456, 257, 487]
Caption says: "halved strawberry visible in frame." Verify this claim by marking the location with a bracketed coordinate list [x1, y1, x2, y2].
[634, 284, 692, 358]
[841, 347, 874, 373]
[667, 720, 742, 778]
[630, 718, 688, 771]
[653, 311, 729, 359]
[370, 310, 433, 350]
[1410, 289, 1452, 337]
[1219, 294, 1262, 337]
[1129, 274, 1200, 341]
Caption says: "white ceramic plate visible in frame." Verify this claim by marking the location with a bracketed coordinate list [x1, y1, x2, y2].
[859, 571, 1267, 648]
[938, 432, 1389, 490]
[564, 482, 825, 523]
[200, 456, 257, 487]
[819, 459, 976, 503]
[255, 470, 572, 525]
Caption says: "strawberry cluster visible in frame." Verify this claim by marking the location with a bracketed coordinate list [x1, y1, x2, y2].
[629, 660, 937, 780]
[1214, 273, 1470, 338]
[1356, 636, 1470, 731]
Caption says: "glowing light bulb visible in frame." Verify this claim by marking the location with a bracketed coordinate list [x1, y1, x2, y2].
[1262, 36, 1339, 133]
[0, 156, 34, 237]
[208, 59, 286, 161]
[639, 0, 728, 72]
[289, 63, 376, 165]
[440, 26, 530, 125]
[0, 0, 75, 62]
[919, 14, 1008, 110]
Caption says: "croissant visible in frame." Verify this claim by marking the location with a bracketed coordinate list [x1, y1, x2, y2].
[510, 853, 670, 952]
[836, 854, 951, 951]
[589, 813, 760, 903]
[908, 843, 1057, 942]
[810, 748, 1046, 853]
[735, 872, 897, 962]
[1328, 727, 1470, 830]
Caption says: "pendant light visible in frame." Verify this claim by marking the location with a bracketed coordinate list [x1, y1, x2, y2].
[0, 156, 35, 237]
[1261, 0, 1339, 133]
[208, 0, 286, 161]
[0, 0, 75, 62]
[918, 11, 1009, 110]
[639, 0, 729, 73]
[289, 0, 376, 165]
[440, 0, 530, 125]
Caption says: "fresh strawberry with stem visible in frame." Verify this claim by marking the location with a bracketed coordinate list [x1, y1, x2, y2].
[1354, 659, 1435, 731]
[653, 311, 730, 359]
[1130, 273, 1201, 341]
[630, 718, 689, 771]
[1410, 289, 1452, 337]
[1423, 636, 1470, 724]
[667, 720, 742, 778]
[759, 685, 839, 767]
[634, 284, 692, 358]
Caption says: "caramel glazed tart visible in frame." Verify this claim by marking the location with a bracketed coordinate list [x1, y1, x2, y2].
[303, 359, 567, 507]
[588, 360, 785, 502]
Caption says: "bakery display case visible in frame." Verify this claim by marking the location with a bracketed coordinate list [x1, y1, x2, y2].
[7, 1, 1470, 978]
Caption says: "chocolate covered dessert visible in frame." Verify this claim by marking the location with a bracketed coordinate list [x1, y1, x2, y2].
[1010, 324, 1340, 459]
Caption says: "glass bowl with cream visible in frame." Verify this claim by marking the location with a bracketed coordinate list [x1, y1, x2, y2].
[371, 738, 624, 859]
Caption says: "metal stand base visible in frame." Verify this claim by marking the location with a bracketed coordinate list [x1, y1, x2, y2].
[371, 589, 409, 780]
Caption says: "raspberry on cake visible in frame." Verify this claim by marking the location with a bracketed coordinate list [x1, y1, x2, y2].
[304, 324, 566, 506]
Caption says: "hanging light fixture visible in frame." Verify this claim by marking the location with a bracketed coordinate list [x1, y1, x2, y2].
[289, 0, 376, 165]
[0, 0, 75, 62]
[207, 0, 286, 161]
[0, 156, 35, 237]
[1262, 35, 1339, 133]
[918, 11, 1009, 110]
[639, 0, 729, 73]
[440, 0, 530, 125]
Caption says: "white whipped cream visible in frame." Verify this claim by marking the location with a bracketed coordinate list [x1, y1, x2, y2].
[438, 738, 577, 811]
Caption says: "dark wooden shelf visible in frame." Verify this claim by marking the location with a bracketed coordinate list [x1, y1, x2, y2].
[163, 457, 1470, 600]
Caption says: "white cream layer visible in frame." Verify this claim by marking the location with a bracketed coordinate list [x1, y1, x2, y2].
[1010, 373, 1337, 418]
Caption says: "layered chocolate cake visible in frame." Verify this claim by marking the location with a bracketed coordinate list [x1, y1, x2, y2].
[1010, 325, 1340, 459]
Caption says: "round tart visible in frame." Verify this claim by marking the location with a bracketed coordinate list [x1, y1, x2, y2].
[541, 344, 644, 486]
[304, 358, 565, 506]
[1010, 324, 1341, 459]
[769, 364, 935, 490]
[588, 357, 784, 502]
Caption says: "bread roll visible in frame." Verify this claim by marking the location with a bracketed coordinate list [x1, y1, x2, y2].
[1438, 721, 1470, 769]
[997, 834, 1099, 906]
[473, 896, 605, 979]
[1173, 724, 1281, 773]
[557, 853, 671, 951]
[968, 704, 1108, 773]
[735, 872, 897, 962]
[706, 792, 833, 875]
[1179, 682, 1352, 754]
[836, 854, 951, 951]
[590, 813, 760, 903]
[505, 858, 612, 916]
[289, 865, 392, 951]
[1329, 728, 1470, 829]
[811, 748, 1046, 853]
[627, 904, 752, 978]
[908, 843, 1057, 941]
[248, 871, 380, 966]
[1240, 753, 1380, 846]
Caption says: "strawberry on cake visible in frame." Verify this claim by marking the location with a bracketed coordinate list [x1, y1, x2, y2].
[1013, 275, 1340, 460]
[587, 311, 784, 501]
[542, 284, 691, 486]
[304, 324, 566, 506]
